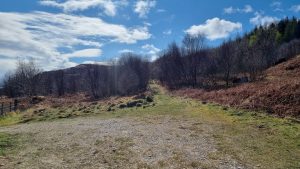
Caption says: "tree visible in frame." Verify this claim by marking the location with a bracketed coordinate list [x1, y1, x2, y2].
[117, 53, 149, 95]
[182, 34, 206, 87]
[156, 42, 184, 88]
[86, 65, 110, 99]
[2, 59, 41, 97]
[217, 41, 235, 87]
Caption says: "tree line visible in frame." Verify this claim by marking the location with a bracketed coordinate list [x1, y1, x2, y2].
[2, 17, 300, 98]
[152, 17, 300, 89]
[3, 53, 149, 99]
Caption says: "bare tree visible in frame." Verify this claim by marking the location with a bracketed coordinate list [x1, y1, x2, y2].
[86, 65, 110, 99]
[217, 41, 235, 87]
[117, 53, 149, 95]
[182, 34, 206, 55]
[2, 59, 41, 97]
[182, 34, 206, 87]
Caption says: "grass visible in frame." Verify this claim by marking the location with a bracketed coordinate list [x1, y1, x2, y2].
[0, 83, 299, 168]
[0, 132, 20, 156]
[195, 104, 300, 168]
[0, 112, 22, 127]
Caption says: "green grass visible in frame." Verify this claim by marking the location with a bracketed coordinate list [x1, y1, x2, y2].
[0, 112, 22, 127]
[0, 83, 299, 168]
[194, 104, 300, 169]
[0, 132, 19, 156]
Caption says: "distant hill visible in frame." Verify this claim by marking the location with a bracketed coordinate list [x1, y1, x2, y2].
[37, 64, 111, 96]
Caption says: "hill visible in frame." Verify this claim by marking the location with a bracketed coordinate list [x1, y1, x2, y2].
[175, 55, 300, 117]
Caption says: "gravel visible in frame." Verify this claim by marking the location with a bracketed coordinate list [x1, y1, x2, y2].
[0, 115, 242, 169]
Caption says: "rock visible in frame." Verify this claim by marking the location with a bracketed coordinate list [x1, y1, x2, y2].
[146, 96, 153, 102]
[92, 150, 99, 155]
[119, 104, 127, 109]
[107, 107, 115, 111]
[38, 108, 46, 113]
[126, 100, 143, 107]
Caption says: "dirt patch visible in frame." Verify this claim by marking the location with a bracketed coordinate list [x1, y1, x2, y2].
[0, 116, 241, 169]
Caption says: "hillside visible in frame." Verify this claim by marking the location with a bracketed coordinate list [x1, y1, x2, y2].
[175, 55, 300, 117]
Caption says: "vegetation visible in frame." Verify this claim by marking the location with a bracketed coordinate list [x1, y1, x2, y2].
[3, 53, 149, 99]
[0, 132, 20, 156]
[153, 17, 300, 89]
[0, 83, 299, 168]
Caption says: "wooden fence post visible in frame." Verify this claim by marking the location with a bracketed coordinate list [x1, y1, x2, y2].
[9, 102, 12, 112]
[14, 99, 18, 111]
[1, 103, 3, 115]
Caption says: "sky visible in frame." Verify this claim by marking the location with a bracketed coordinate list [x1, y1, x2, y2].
[0, 0, 300, 80]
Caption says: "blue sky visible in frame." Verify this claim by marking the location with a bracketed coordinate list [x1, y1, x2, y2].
[0, 0, 300, 79]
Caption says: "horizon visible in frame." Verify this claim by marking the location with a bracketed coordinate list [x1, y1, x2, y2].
[1, 0, 300, 80]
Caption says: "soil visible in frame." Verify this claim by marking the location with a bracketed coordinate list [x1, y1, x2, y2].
[0, 116, 242, 169]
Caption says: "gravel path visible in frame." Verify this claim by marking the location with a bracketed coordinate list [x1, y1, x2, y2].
[0, 115, 242, 169]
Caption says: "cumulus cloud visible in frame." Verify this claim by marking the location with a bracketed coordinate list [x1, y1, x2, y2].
[134, 0, 156, 18]
[250, 12, 279, 26]
[185, 18, 242, 40]
[39, 0, 128, 16]
[224, 5, 253, 14]
[142, 44, 160, 61]
[0, 11, 151, 79]
[290, 5, 300, 13]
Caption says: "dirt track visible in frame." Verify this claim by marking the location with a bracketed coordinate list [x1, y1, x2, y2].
[0, 115, 242, 169]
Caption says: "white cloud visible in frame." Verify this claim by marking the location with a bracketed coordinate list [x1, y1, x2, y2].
[39, 0, 128, 16]
[290, 5, 300, 13]
[163, 29, 172, 35]
[271, 1, 281, 7]
[250, 12, 279, 26]
[142, 44, 160, 61]
[62, 48, 102, 58]
[119, 49, 134, 53]
[0, 58, 17, 81]
[271, 1, 283, 12]
[134, 0, 156, 18]
[243, 5, 253, 13]
[0, 11, 151, 79]
[185, 18, 242, 40]
[82, 61, 111, 65]
[224, 5, 253, 14]
[224, 7, 234, 14]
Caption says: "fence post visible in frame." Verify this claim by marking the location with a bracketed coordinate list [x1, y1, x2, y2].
[9, 102, 12, 112]
[14, 99, 18, 111]
[1, 103, 3, 115]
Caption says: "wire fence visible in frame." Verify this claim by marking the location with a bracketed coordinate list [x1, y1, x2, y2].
[0, 100, 18, 116]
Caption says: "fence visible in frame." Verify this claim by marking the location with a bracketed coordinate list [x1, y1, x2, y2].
[0, 100, 18, 116]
